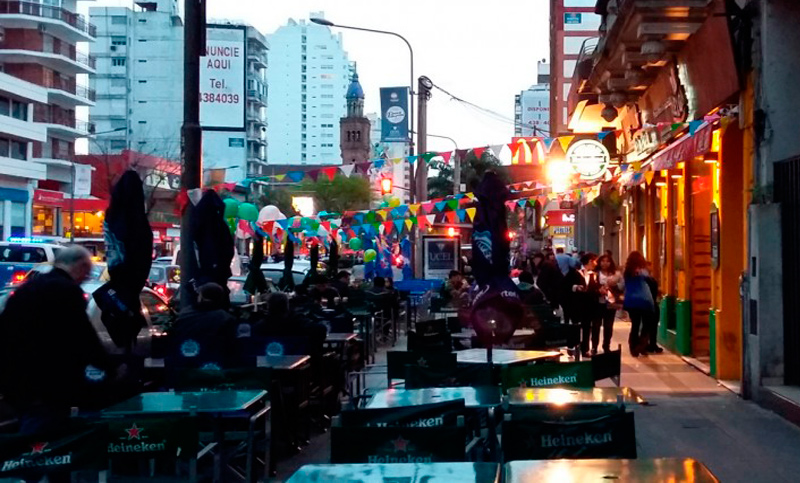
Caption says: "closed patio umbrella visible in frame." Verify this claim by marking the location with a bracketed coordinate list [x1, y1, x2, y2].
[188, 190, 234, 302]
[279, 239, 295, 291]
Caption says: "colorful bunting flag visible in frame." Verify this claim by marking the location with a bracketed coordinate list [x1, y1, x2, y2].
[340, 164, 355, 177]
[473, 147, 486, 158]
[440, 151, 452, 163]
[542, 138, 556, 151]
[466, 207, 477, 222]
[557, 135, 575, 153]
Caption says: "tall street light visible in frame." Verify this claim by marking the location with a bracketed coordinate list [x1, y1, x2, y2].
[310, 17, 416, 201]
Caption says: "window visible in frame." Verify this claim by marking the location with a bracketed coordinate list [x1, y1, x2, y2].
[321, 94, 334, 99]
[315, 45, 328, 50]
[111, 36, 126, 46]
[138, 19, 146, 23]
[138, 80, 147, 83]
[321, 84, 333, 89]
[301, 143, 307, 149]
[0, 246, 47, 263]
[321, 65, 333, 69]
[322, 133, 334, 138]
[112, 58, 126, 67]
[137, 39, 148, 42]
[302, 75, 307, 82]
[138, 120, 147, 124]
[302, 55, 307, 62]
[138, 59, 147, 63]
[321, 113, 333, 118]
[10, 141, 25, 160]
[0, 138, 9, 156]
[110, 139, 126, 150]
[0, 96, 8, 116]
[321, 104, 334, 108]
[301, 35, 307, 43]
[111, 15, 127, 25]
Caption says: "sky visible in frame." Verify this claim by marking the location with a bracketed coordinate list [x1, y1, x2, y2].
[88, 0, 551, 156]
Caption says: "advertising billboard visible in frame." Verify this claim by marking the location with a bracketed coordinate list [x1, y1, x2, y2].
[423, 236, 460, 280]
[380, 87, 410, 143]
[200, 25, 246, 130]
[519, 88, 550, 137]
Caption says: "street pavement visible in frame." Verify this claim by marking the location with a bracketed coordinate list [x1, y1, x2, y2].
[273, 320, 800, 482]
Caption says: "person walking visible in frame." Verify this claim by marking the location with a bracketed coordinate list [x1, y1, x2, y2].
[565, 253, 600, 357]
[622, 251, 656, 356]
[596, 254, 622, 353]
[0, 246, 115, 435]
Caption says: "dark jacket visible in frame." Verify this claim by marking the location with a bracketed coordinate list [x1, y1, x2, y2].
[0, 268, 111, 411]
[536, 260, 563, 307]
[564, 268, 601, 321]
[170, 306, 239, 367]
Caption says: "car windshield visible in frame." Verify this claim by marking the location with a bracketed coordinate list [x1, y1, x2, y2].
[148, 266, 166, 283]
[0, 246, 48, 263]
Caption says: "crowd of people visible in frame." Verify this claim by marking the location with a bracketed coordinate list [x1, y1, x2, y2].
[512, 247, 663, 358]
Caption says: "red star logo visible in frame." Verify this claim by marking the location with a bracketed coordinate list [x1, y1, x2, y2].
[126, 423, 143, 440]
[30, 442, 47, 454]
[392, 436, 409, 453]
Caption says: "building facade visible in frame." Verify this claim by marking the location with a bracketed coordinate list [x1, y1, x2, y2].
[339, 72, 370, 165]
[549, 0, 601, 136]
[0, 0, 98, 240]
[515, 61, 551, 137]
[89, 1, 269, 188]
[267, 13, 352, 166]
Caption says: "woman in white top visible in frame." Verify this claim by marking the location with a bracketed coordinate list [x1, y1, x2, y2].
[595, 253, 623, 353]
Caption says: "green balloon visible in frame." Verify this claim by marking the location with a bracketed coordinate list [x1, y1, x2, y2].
[364, 249, 377, 262]
[227, 217, 236, 235]
[237, 202, 258, 222]
[349, 238, 362, 250]
[223, 198, 240, 218]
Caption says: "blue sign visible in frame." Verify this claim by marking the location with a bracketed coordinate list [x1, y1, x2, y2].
[564, 13, 582, 24]
[228, 137, 245, 148]
[380, 87, 409, 143]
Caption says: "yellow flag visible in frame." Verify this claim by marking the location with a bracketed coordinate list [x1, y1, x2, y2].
[409, 204, 421, 215]
[392, 157, 403, 165]
[275, 174, 286, 181]
[466, 207, 477, 221]
[631, 162, 642, 172]
[405, 219, 413, 231]
[645, 171, 655, 185]
[558, 135, 575, 153]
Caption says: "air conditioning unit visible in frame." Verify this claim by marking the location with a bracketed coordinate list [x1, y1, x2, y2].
[110, 45, 117, 52]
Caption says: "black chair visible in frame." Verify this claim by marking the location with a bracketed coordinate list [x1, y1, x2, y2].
[502, 409, 637, 461]
[339, 400, 465, 428]
[386, 351, 457, 387]
[330, 424, 467, 463]
[404, 364, 493, 389]
[591, 345, 622, 386]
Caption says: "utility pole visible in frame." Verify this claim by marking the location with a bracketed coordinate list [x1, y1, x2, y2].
[179, 0, 205, 308]
[453, 149, 461, 196]
[414, 76, 431, 278]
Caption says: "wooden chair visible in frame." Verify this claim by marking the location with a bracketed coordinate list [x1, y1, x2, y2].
[591, 345, 622, 386]
[339, 400, 465, 428]
[500, 361, 595, 394]
[330, 419, 468, 463]
[386, 351, 457, 388]
[404, 364, 492, 389]
[502, 408, 636, 462]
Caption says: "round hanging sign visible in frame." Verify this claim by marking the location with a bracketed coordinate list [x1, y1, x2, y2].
[566, 139, 610, 180]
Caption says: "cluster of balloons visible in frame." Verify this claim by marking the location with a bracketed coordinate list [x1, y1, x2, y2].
[346, 238, 375, 262]
[222, 198, 263, 235]
[378, 193, 401, 209]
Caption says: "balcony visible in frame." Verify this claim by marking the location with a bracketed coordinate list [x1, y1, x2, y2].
[247, 50, 267, 69]
[44, 77, 95, 107]
[247, 89, 267, 106]
[0, 1, 97, 42]
[574, 0, 713, 114]
[34, 106, 94, 138]
[0, 41, 96, 75]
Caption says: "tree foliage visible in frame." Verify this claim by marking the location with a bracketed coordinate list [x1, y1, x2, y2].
[299, 175, 373, 213]
[257, 186, 297, 217]
[428, 151, 510, 199]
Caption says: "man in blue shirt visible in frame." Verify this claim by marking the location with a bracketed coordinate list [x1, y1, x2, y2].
[555, 247, 578, 275]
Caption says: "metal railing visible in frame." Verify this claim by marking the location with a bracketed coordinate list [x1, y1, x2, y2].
[573, 37, 599, 83]
[0, 1, 96, 37]
[75, 51, 96, 70]
[43, 77, 96, 102]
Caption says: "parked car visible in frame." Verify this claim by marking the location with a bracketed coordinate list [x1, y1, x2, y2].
[147, 264, 180, 300]
[11, 262, 107, 288]
[227, 275, 278, 306]
[0, 282, 174, 358]
[0, 240, 65, 287]
[260, 262, 310, 287]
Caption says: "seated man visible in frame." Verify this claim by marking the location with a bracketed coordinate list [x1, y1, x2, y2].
[254, 293, 327, 356]
[331, 270, 352, 299]
[170, 283, 240, 367]
[440, 270, 468, 308]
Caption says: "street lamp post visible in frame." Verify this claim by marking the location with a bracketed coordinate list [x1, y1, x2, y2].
[413, 132, 460, 195]
[309, 17, 416, 201]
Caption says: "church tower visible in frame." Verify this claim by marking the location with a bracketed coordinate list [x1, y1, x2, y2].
[340, 72, 371, 165]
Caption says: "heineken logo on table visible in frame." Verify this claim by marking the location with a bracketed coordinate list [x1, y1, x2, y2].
[108, 423, 167, 454]
[374, 416, 445, 428]
[366, 436, 434, 464]
[519, 373, 579, 388]
[541, 431, 613, 448]
[1, 442, 72, 473]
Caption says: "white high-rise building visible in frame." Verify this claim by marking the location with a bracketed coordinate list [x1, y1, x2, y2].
[267, 13, 352, 165]
[515, 61, 551, 137]
[89, 1, 270, 185]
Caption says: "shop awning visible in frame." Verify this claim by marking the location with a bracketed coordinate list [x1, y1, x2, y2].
[33, 190, 107, 212]
[651, 122, 713, 170]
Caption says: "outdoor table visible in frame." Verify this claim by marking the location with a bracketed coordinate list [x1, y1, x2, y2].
[507, 387, 647, 407]
[102, 390, 269, 483]
[504, 458, 719, 482]
[256, 354, 310, 370]
[455, 349, 562, 366]
[325, 332, 359, 343]
[287, 462, 501, 483]
[366, 386, 502, 410]
[452, 329, 537, 348]
[351, 308, 375, 364]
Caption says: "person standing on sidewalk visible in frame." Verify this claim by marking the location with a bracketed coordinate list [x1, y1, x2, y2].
[596, 254, 623, 353]
[565, 253, 600, 357]
[622, 251, 656, 356]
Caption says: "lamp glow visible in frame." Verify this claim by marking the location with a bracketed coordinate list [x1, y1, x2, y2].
[546, 158, 571, 193]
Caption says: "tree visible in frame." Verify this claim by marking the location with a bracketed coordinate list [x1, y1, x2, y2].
[299, 175, 373, 214]
[428, 150, 510, 199]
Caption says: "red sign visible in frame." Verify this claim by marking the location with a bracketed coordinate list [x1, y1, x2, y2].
[545, 210, 576, 226]
[651, 122, 713, 171]
[33, 189, 65, 208]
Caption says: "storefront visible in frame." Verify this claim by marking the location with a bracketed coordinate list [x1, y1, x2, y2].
[32, 189, 64, 239]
